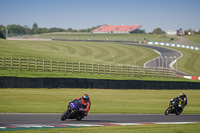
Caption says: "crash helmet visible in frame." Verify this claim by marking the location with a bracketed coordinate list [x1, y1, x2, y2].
[178, 93, 185, 98]
[82, 94, 89, 102]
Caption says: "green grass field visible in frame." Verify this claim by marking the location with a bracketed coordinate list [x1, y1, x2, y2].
[0, 69, 196, 82]
[172, 47, 200, 76]
[145, 44, 200, 76]
[0, 39, 158, 66]
[1, 38, 200, 78]
[23, 33, 178, 43]
[1, 122, 200, 133]
[185, 34, 200, 47]
[0, 89, 199, 114]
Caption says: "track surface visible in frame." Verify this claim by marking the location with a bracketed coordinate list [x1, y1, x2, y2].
[0, 113, 200, 125]
[125, 43, 187, 76]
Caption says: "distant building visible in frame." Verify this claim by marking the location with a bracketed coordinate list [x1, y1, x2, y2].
[92, 25, 142, 34]
[177, 28, 185, 36]
[166, 29, 185, 36]
[185, 30, 196, 35]
[166, 30, 177, 35]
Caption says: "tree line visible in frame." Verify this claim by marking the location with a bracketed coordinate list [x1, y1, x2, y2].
[0, 23, 101, 38]
[0, 23, 199, 39]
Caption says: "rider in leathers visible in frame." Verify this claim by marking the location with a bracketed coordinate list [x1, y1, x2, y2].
[177, 93, 187, 110]
[76, 94, 91, 116]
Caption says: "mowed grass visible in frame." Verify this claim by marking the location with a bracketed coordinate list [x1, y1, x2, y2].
[0, 89, 199, 114]
[2, 122, 199, 133]
[28, 33, 178, 43]
[185, 34, 200, 47]
[0, 69, 196, 82]
[174, 48, 200, 76]
[149, 44, 200, 76]
[0, 39, 158, 66]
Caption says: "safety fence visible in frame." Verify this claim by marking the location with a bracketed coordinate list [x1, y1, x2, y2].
[0, 57, 176, 78]
[147, 42, 200, 51]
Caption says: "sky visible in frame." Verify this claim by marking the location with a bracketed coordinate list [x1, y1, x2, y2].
[0, 0, 200, 32]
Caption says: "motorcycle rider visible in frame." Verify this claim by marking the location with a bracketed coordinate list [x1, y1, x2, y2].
[177, 93, 187, 110]
[76, 94, 91, 116]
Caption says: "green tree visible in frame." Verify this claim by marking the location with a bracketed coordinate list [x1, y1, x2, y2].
[152, 27, 165, 34]
[6, 24, 26, 36]
[32, 22, 39, 34]
[24, 25, 32, 35]
[67, 28, 73, 32]
[0, 25, 5, 31]
[48, 27, 65, 32]
[33, 28, 43, 34]
[131, 29, 146, 34]
[0, 25, 6, 39]
[32, 22, 38, 30]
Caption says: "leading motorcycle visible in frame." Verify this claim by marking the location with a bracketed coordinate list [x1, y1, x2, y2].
[61, 99, 85, 121]
[165, 97, 183, 115]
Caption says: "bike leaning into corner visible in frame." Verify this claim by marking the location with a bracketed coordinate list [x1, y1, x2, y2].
[61, 94, 91, 121]
[165, 93, 187, 115]
[61, 99, 85, 121]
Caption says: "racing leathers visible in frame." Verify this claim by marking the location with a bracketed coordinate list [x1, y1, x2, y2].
[76, 96, 91, 116]
[177, 93, 187, 110]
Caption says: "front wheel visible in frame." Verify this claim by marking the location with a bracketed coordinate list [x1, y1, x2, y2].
[61, 110, 69, 121]
[165, 107, 171, 115]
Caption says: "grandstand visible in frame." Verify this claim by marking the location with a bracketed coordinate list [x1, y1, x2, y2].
[92, 25, 142, 33]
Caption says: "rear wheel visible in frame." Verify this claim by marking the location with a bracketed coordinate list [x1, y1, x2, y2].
[76, 113, 84, 121]
[165, 107, 171, 115]
[176, 109, 182, 115]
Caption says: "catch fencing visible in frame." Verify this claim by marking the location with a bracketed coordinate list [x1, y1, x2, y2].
[0, 57, 176, 78]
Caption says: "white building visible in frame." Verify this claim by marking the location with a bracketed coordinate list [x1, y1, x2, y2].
[166, 30, 177, 35]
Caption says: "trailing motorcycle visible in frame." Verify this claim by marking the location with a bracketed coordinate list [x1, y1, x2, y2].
[165, 97, 183, 115]
[61, 99, 85, 121]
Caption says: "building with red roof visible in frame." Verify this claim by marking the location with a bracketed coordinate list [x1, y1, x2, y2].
[92, 25, 142, 33]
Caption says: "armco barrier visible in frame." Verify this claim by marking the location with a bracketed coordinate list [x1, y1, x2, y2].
[0, 77, 200, 89]
[147, 42, 200, 51]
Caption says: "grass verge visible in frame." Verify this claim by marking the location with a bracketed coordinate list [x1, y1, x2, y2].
[143, 44, 200, 76]
[172, 47, 200, 76]
[0, 89, 199, 114]
[1, 122, 200, 133]
[24, 33, 178, 43]
[0, 69, 197, 82]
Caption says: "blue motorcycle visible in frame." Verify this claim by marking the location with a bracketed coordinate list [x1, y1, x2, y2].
[61, 99, 85, 121]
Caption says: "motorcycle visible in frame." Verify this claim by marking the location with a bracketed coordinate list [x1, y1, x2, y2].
[61, 99, 85, 121]
[165, 97, 183, 115]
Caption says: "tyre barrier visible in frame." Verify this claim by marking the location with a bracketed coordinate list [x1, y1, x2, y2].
[0, 77, 200, 89]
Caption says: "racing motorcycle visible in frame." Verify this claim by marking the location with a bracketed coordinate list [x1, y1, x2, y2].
[165, 97, 183, 115]
[61, 99, 85, 121]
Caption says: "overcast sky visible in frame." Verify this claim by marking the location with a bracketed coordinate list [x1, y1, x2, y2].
[1, 0, 200, 32]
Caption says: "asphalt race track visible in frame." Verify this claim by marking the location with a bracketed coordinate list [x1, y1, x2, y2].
[125, 43, 187, 76]
[0, 113, 200, 125]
